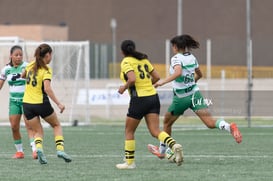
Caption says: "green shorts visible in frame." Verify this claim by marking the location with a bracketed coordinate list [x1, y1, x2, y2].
[9, 99, 23, 115]
[168, 90, 208, 116]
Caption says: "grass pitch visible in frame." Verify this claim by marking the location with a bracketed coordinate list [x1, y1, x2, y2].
[0, 121, 272, 181]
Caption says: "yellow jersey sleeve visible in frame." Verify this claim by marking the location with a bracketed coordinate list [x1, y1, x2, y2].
[43, 68, 52, 81]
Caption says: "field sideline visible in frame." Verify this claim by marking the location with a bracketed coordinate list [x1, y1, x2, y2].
[0, 121, 272, 181]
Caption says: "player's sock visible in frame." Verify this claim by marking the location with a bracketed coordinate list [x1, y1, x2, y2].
[216, 119, 231, 132]
[55, 135, 65, 151]
[34, 137, 43, 151]
[159, 141, 167, 154]
[30, 138, 36, 152]
[125, 140, 135, 165]
[14, 139, 23, 152]
[158, 131, 176, 149]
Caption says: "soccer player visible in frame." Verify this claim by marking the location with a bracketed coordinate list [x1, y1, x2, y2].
[116, 40, 183, 169]
[148, 34, 242, 159]
[22, 43, 72, 164]
[0, 45, 37, 159]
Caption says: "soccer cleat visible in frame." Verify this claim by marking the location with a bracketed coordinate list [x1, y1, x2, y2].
[32, 151, 38, 159]
[230, 123, 242, 143]
[147, 144, 165, 159]
[37, 150, 47, 164]
[116, 162, 136, 169]
[57, 151, 72, 163]
[172, 143, 183, 166]
[12, 152, 24, 159]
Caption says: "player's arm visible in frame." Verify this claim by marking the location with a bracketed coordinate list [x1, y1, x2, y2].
[21, 70, 26, 78]
[194, 67, 203, 82]
[0, 70, 6, 90]
[43, 79, 65, 113]
[150, 69, 160, 85]
[154, 64, 182, 87]
[118, 70, 136, 94]
[0, 79, 5, 90]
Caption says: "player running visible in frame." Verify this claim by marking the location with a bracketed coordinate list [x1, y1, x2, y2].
[148, 34, 242, 159]
[116, 40, 183, 169]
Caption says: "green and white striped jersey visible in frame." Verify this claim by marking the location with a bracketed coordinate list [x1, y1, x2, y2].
[0, 61, 27, 101]
[170, 52, 199, 98]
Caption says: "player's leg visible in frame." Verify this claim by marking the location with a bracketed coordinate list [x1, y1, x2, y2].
[116, 116, 140, 169]
[43, 111, 72, 163]
[147, 112, 179, 158]
[163, 112, 179, 135]
[9, 114, 24, 159]
[23, 115, 37, 159]
[157, 131, 183, 166]
[27, 116, 47, 164]
[145, 113, 183, 166]
[146, 113, 166, 159]
[160, 112, 180, 154]
[9, 101, 24, 159]
[191, 90, 242, 143]
[23, 103, 47, 164]
[195, 108, 242, 143]
[149, 94, 187, 156]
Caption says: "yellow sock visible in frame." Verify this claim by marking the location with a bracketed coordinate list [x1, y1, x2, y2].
[34, 137, 43, 151]
[55, 135, 64, 151]
[125, 140, 135, 165]
[158, 131, 176, 149]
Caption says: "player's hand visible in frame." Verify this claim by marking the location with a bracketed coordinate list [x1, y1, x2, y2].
[154, 80, 164, 88]
[58, 104, 65, 113]
[118, 85, 126, 94]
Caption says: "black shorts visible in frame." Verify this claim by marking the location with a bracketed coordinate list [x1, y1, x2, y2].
[127, 94, 160, 120]
[23, 101, 54, 120]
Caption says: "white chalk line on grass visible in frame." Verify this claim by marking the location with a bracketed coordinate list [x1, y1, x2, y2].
[1, 153, 272, 159]
[67, 154, 273, 159]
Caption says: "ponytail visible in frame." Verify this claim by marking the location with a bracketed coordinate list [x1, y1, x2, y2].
[121, 40, 148, 60]
[171, 34, 200, 50]
[33, 43, 52, 74]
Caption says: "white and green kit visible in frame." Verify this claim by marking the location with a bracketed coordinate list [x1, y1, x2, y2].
[0, 61, 27, 115]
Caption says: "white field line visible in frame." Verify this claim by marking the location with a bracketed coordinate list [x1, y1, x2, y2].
[1, 153, 272, 159]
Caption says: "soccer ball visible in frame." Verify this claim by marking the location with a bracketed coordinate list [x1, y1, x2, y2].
[165, 147, 176, 163]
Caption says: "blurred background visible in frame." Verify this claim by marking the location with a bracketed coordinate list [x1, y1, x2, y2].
[0, 0, 272, 126]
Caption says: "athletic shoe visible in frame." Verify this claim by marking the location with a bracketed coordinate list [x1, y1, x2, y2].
[57, 151, 72, 163]
[37, 150, 47, 164]
[12, 152, 24, 159]
[32, 151, 38, 159]
[147, 144, 165, 159]
[172, 143, 183, 166]
[116, 162, 136, 169]
[230, 123, 242, 143]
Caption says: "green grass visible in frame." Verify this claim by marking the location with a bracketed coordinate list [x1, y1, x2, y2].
[0, 122, 273, 181]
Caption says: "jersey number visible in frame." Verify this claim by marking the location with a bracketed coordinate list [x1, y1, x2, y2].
[137, 64, 150, 79]
[26, 71, 37, 87]
[184, 73, 194, 84]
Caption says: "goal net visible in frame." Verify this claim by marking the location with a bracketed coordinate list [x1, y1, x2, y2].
[0, 38, 90, 125]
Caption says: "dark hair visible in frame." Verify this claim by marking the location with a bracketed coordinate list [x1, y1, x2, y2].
[121, 40, 148, 60]
[33, 43, 52, 74]
[170, 34, 200, 51]
[8, 45, 23, 66]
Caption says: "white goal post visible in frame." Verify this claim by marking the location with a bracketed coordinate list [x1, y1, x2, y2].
[0, 39, 90, 125]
